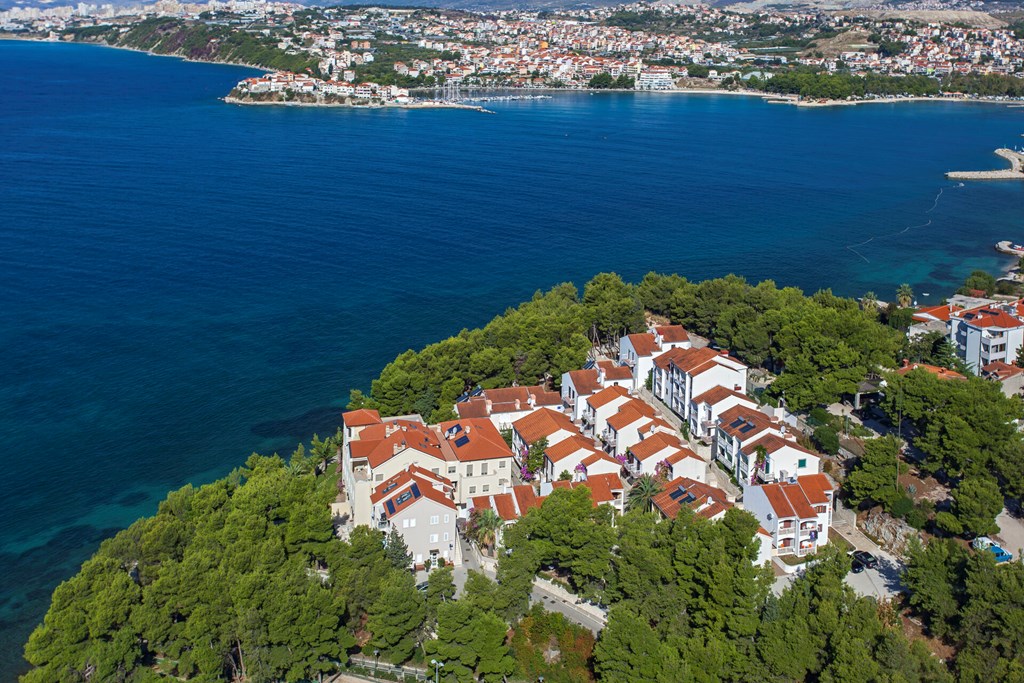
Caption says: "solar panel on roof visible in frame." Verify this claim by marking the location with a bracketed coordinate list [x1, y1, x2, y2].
[454, 435, 470, 448]
[669, 488, 686, 501]
[396, 491, 413, 506]
[730, 417, 746, 428]
[386, 500, 396, 515]
[382, 481, 398, 494]
[739, 421, 756, 433]
[410, 483, 421, 498]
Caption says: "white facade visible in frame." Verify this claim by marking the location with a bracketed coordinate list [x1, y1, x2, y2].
[743, 476, 834, 558]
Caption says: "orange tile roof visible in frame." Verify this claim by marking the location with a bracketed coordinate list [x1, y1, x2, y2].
[352, 420, 445, 469]
[512, 408, 577, 444]
[473, 484, 542, 522]
[607, 399, 656, 431]
[342, 408, 382, 427]
[544, 434, 600, 463]
[437, 418, 514, 462]
[376, 472, 456, 513]
[581, 451, 619, 468]
[717, 406, 775, 441]
[654, 325, 689, 343]
[895, 362, 966, 380]
[982, 361, 1024, 381]
[587, 384, 630, 409]
[652, 476, 731, 520]
[911, 303, 961, 323]
[628, 431, 681, 461]
[691, 385, 749, 406]
[598, 360, 633, 381]
[744, 432, 817, 458]
[551, 474, 623, 507]
[513, 484, 543, 516]
[567, 368, 602, 395]
[795, 473, 834, 505]
[625, 332, 659, 357]
[653, 346, 688, 370]
[668, 346, 721, 374]
[759, 475, 830, 520]
[961, 308, 1024, 330]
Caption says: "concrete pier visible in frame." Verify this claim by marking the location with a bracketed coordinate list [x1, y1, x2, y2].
[947, 148, 1024, 180]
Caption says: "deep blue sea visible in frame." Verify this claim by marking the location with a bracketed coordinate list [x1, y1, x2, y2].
[1, 37, 1023, 678]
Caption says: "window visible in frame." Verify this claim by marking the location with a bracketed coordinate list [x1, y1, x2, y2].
[481, 463, 488, 476]
[429, 534, 439, 543]
[375, 474, 383, 482]
[443, 514, 450, 524]
[430, 515, 439, 525]
[469, 486, 476, 494]
[448, 465, 456, 475]
[797, 458, 807, 469]
[432, 468, 439, 475]
[483, 484, 490, 493]
[409, 518, 416, 528]
[443, 532, 450, 542]
[402, 519, 409, 529]
[499, 460, 507, 468]
[466, 464, 474, 477]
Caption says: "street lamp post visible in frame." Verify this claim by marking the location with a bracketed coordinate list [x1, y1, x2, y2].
[373, 649, 380, 677]
[431, 658, 445, 683]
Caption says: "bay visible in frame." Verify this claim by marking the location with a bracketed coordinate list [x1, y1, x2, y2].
[1, 38, 1022, 679]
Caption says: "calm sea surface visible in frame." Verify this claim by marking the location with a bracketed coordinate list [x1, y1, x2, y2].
[1, 38, 1022, 677]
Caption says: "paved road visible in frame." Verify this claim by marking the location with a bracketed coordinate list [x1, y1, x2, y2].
[529, 583, 607, 634]
[772, 555, 902, 600]
[995, 508, 1024, 560]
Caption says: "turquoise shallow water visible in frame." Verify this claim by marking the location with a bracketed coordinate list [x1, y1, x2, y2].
[1, 38, 1023, 677]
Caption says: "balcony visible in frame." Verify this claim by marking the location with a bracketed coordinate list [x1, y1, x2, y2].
[601, 430, 617, 447]
[624, 460, 642, 478]
[564, 395, 575, 407]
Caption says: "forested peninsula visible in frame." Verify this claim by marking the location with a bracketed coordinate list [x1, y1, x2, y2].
[62, 17, 320, 74]
[23, 272, 1024, 682]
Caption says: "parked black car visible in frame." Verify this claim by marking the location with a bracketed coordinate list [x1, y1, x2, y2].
[850, 550, 879, 573]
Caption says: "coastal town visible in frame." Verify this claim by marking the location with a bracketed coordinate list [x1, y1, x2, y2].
[4, 0, 1024, 106]
[331, 280, 1024, 603]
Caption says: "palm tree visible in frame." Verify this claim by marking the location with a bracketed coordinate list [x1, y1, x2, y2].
[626, 474, 664, 513]
[469, 508, 504, 555]
[896, 284, 914, 308]
[860, 291, 877, 312]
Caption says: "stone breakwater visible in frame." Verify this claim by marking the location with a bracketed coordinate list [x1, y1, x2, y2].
[947, 148, 1024, 180]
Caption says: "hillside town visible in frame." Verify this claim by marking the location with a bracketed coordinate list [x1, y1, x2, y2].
[327, 278, 1024, 630]
[335, 324, 841, 589]
[4, 0, 1024, 93]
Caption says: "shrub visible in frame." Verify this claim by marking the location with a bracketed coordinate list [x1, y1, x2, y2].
[935, 511, 964, 535]
[809, 407, 831, 426]
[905, 506, 928, 530]
[822, 460, 833, 475]
[890, 495, 914, 519]
[813, 426, 840, 455]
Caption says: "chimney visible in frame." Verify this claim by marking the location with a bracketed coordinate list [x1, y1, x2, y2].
[465, 425, 472, 435]
[393, 442, 401, 455]
[734, 384, 741, 392]
[514, 399, 521, 410]
[528, 394, 536, 407]
[901, 359, 910, 368]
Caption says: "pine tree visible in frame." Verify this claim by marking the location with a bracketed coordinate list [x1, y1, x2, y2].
[384, 527, 412, 570]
